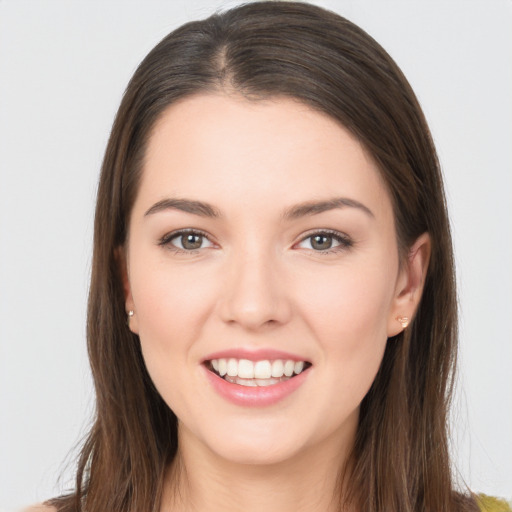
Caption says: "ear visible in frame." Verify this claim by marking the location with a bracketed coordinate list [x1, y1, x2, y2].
[115, 246, 139, 334]
[387, 233, 431, 337]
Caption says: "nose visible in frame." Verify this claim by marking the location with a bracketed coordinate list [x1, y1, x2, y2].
[218, 244, 292, 330]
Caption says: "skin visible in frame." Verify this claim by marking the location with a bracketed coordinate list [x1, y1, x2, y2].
[122, 94, 430, 512]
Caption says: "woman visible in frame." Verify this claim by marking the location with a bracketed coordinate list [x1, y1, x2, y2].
[27, 2, 506, 511]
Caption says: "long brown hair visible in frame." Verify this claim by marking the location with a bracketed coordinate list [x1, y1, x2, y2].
[50, 2, 477, 511]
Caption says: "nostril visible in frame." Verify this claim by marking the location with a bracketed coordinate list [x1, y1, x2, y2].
[216, 264, 293, 329]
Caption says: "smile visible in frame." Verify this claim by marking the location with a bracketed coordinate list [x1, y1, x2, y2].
[207, 358, 311, 387]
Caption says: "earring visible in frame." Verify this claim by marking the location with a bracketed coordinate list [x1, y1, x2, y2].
[396, 316, 409, 328]
[127, 310, 134, 324]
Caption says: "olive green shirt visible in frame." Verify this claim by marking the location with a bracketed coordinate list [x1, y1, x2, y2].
[478, 494, 512, 512]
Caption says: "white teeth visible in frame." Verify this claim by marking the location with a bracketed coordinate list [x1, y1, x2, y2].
[224, 375, 289, 387]
[238, 359, 254, 379]
[284, 360, 295, 377]
[256, 378, 279, 387]
[271, 359, 284, 378]
[254, 360, 272, 379]
[240, 378, 258, 387]
[209, 357, 308, 382]
[294, 361, 304, 374]
[225, 375, 259, 387]
[227, 358, 238, 377]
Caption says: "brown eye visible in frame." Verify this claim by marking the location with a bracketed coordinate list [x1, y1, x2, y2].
[160, 230, 213, 251]
[296, 231, 352, 253]
[180, 233, 203, 250]
[310, 234, 333, 250]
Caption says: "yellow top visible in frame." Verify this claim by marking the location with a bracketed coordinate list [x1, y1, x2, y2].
[478, 494, 512, 512]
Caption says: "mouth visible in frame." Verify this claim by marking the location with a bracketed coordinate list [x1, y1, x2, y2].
[205, 358, 312, 387]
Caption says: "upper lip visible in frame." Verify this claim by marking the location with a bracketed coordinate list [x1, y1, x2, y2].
[202, 348, 310, 364]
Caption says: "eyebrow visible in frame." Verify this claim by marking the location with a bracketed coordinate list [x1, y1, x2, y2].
[144, 196, 374, 220]
[145, 198, 221, 218]
[283, 197, 374, 220]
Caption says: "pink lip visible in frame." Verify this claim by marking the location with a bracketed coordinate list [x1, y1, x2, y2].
[201, 363, 311, 407]
[202, 348, 308, 363]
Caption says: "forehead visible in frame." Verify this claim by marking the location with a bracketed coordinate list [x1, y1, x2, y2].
[137, 93, 392, 220]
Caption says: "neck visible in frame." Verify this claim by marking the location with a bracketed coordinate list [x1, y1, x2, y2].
[161, 423, 356, 512]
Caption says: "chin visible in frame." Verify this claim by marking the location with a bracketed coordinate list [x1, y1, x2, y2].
[183, 417, 311, 467]
[209, 437, 303, 467]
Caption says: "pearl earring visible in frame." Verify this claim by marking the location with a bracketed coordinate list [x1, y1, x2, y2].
[396, 316, 409, 328]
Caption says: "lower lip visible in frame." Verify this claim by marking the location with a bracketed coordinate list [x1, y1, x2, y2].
[203, 366, 310, 407]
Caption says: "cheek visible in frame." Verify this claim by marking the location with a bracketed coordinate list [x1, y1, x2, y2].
[132, 258, 217, 342]
[130, 261, 221, 417]
[296, 260, 396, 391]
[299, 261, 395, 339]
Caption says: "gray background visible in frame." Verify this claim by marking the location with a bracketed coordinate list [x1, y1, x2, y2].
[1, 0, 511, 509]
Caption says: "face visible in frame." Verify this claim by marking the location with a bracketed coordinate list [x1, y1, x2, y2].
[123, 94, 425, 466]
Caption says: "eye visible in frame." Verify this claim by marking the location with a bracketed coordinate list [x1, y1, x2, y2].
[159, 229, 214, 252]
[296, 230, 352, 253]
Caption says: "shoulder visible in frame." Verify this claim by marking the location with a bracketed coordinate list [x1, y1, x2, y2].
[21, 505, 57, 512]
[476, 494, 512, 512]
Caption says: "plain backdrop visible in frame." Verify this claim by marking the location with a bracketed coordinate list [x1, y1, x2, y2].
[0, 0, 511, 509]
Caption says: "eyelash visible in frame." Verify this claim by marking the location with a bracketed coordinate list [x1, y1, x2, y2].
[158, 229, 213, 254]
[158, 229, 353, 254]
[296, 229, 353, 254]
